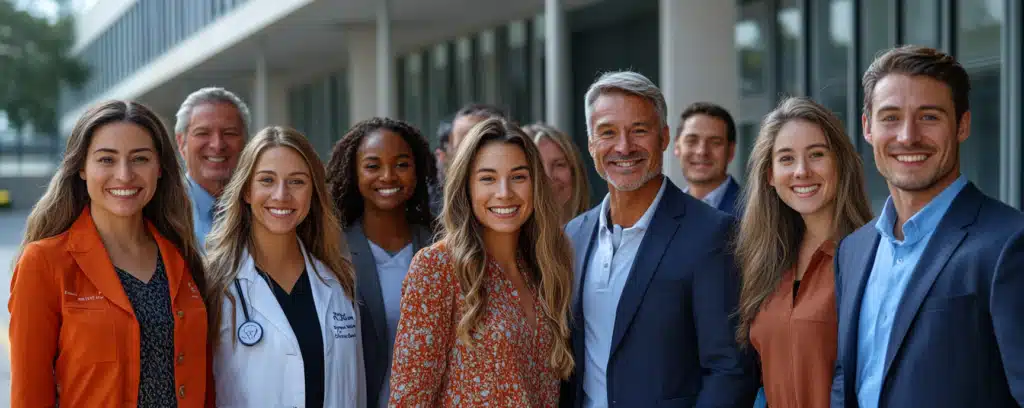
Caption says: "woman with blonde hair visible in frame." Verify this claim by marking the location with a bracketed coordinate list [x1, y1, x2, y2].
[206, 126, 364, 407]
[388, 118, 575, 406]
[736, 96, 872, 408]
[9, 100, 210, 407]
[523, 122, 591, 224]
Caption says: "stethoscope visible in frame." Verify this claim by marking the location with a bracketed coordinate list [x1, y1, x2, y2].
[234, 278, 264, 346]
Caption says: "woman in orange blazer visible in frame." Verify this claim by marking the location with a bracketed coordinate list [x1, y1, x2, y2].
[9, 100, 211, 407]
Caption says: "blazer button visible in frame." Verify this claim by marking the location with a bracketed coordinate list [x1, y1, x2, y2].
[177, 310, 185, 318]
[178, 385, 185, 398]
[177, 353, 185, 364]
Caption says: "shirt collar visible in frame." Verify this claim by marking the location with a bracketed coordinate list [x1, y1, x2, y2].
[187, 175, 217, 221]
[598, 176, 668, 232]
[683, 175, 733, 208]
[875, 174, 968, 245]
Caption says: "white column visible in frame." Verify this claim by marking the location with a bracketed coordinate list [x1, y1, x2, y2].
[545, 0, 570, 131]
[659, 0, 739, 188]
[376, 0, 395, 117]
[252, 50, 269, 132]
[347, 27, 379, 123]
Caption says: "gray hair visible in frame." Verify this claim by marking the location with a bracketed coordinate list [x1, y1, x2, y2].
[174, 87, 252, 136]
[584, 71, 667, 138]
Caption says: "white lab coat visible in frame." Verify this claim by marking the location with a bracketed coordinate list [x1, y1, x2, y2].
[212, 240, 366, 408]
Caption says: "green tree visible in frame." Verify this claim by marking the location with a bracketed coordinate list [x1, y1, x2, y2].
[0, 0, 89, 135]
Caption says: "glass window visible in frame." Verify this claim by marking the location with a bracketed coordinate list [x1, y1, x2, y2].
[957, 0, 1002, 198]
[401, 52, 426, 131]
[477, 29, 500, 104]
[902, 0, 941, 48]
[737, 1, 769, 96]
[505, 20, 531, 121]
[860, 0, 897, 212]
[530, 14, 546, 124]
[454, 37, 476, 106]
[810, 0, 852, 126]
[777, 0, 802, 96]
[427, 43, 453, 131]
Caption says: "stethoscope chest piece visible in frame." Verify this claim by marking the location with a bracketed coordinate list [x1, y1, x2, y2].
[234, 278, 264, 346]
[238, 320, 263, 346]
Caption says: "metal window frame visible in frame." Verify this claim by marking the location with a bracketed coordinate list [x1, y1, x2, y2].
[1002, 0, 1022, 208]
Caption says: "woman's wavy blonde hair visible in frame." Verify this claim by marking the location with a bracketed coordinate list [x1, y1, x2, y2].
[442, 117, 575, 379]
[523, 122, 591, 224]
[204, 126, 355, 344]
[19, 100, 206, 293]
[735, 97, 872, 345]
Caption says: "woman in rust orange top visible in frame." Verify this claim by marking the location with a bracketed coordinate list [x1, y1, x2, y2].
[388, 118, 574, 407]
[735, 97, 872, 408]
[9, 100, 210, 407]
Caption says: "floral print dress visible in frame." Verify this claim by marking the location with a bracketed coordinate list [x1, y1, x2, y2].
[388, 242, 560, 407]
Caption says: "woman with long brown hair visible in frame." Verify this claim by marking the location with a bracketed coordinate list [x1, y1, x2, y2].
[9, 100, 210, 407]
[736, 96, 872, 408]
[388, 118, 575, 406]
[206, 126, 364, 407]
[523, 122, 591, 224]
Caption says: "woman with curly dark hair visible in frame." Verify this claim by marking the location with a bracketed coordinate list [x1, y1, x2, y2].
[325, 117, 437, 408]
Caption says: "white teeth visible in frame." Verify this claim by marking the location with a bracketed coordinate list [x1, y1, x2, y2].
[268, 208, 294, 216]
[896, 154, 927, 163]
[613, 160, 640, 167]
[109, 188, 139, 197]
[207, 156, 226, 163]
[793, 185, 819, 194]
[377, 187, 400, 196]
[490, 207, 518, 215]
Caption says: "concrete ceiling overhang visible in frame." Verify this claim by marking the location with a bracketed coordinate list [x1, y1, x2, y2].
[139, 0, 598, 113]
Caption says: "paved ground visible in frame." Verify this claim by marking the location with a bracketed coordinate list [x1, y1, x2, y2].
[0, 210, 28, 407]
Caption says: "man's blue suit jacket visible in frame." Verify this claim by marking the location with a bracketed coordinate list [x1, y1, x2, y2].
[562, 179, 757, 408]
[831, 183, 1024, 407]
[717, 177, 744, 220]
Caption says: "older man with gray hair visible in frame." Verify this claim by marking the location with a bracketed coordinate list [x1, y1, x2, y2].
[174, 87, 252, 247]
[562, 71, 757, 408]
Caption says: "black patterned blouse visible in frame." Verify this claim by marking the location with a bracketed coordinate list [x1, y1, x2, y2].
[115, 253, 178, 408]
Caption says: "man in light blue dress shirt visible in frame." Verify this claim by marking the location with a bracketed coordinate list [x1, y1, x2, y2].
[674, 102, 744, 219]
[174, 87, 251, 248]
[562, 71, 757, 408]
[831, 46, 1024, 408]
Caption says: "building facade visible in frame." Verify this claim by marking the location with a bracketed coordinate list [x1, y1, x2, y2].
[59, 0, 1023, 212]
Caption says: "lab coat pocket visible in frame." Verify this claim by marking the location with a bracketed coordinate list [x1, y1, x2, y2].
[61, 305, 117, 364]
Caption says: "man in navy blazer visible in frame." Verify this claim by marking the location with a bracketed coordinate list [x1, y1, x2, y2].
[831, 45, 1024, 408]
[673, 102, 744, 219]
[562, 71, 757, 408]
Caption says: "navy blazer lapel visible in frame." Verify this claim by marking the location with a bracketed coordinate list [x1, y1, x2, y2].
[839, 226, 881, 400]
[609, 183, 685, 356]
[347, 222, 388, 347]
[882, 185, 979, 379]
[718, 177, 740, 216]
[572, 210, 600, 318]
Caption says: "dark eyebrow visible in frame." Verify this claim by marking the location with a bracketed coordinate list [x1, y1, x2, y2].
[876, 105, 950, 115]
[511, 165, 529, 172]
[93, 147, 155, 154]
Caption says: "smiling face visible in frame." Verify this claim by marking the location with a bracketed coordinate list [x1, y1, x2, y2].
[176, 102, 246, 195]
[469, 142, 534, 238]
[536, 137, 573, 209]
[246, 146, 313, 237]
[80, 122, 162, 219]
[863, 73, 968, 196]
[356, 129, 417, 214]
[675, 114, 735, 188]
[769, 120, 838, 218]
[588, 92, 669, 192]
